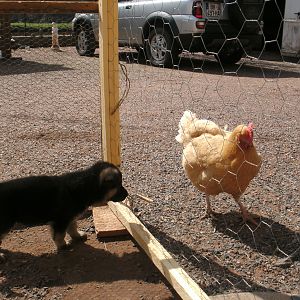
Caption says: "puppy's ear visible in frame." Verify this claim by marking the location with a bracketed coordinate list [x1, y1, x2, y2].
[99, 167, 118, 184]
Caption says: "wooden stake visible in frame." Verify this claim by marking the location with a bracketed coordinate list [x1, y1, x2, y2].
[136, 193, 154, 203]
[0, 14, 12, 59]
[51, 22, 61, 50]
[99, 0, 120, 166]
[109, 202, 211, 300]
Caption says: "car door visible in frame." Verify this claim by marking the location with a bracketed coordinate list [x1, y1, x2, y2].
[118, 0, 145, 46]
[130, 0, 146, 45]
[118, 0, 135, 44]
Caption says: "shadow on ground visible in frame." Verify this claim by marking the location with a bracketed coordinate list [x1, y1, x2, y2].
[211, 211, 300, 261]
[144, 218, 299, 295]
[0, 59, 73, 76]
[0, 241, 163, 293]
[118, 50, 300, 79]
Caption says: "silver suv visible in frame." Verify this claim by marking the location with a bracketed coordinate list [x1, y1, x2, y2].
[72, 0, 263, 65]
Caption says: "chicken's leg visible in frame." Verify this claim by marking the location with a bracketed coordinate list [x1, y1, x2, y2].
[234, 196, 257, 225]
[201, 194, 216, 219]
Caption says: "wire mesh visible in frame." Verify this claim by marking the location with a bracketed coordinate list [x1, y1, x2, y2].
[116, 0, 300, 296]
[0, 0, 300, 298]
[0, 13, 102, 179]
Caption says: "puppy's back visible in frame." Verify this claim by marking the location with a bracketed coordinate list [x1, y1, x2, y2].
[0, 176, 62, 224]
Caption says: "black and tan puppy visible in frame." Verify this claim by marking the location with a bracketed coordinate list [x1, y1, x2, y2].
[0, 161, 128, 258]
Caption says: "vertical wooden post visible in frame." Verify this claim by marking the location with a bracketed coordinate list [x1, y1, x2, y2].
[99, 0, 121, 166]
[0, 14, 12, 59]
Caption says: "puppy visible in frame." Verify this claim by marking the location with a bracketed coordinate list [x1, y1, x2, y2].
[0, 161, 128, 257]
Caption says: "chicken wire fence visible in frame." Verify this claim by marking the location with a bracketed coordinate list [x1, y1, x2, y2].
[0, 13, 103, 177]
[0, 0, 300, 298]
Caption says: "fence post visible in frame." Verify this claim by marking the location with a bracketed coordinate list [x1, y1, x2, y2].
[99, 0, 121, 166]
[0, 14, 12, 58]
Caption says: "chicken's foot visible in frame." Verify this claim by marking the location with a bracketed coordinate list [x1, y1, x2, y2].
[235, 196, 258, 226]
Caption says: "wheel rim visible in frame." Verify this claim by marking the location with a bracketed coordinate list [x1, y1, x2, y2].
[77, 30, 88, 53]
[150, 33, 167, 61]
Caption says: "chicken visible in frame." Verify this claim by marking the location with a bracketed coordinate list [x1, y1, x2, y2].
[176, 111, 262, 224]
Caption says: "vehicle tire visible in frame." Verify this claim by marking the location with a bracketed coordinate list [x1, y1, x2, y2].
[145, 26, 179, 67]
[75, 22, 96, 56]
[216, 42, 244, 65]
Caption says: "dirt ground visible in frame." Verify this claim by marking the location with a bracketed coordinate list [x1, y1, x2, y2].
[0, 212, 178, 300]
[0, 46, 299, 299]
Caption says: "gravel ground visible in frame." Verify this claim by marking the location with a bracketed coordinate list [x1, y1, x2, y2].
[120, 51, 300, 295]
[0, 47, 299, 297]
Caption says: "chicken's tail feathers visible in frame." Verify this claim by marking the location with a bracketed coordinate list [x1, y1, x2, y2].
[175, 110, 198, 145]
[176, 110, 224, 146]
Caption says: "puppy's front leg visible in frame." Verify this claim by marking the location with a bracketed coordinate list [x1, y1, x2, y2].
[50, 223, 68, 251]
[0, 239, 5, 262]
[0, 227, 11, 262]
[67, 220, 87, 243]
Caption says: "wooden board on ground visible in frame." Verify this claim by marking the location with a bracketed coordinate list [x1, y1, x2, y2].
[93, 205, 128, 238]
[109, 201, 211, 300]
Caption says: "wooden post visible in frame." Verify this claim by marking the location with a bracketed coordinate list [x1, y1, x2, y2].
[99, 0, 120, 166]
[0, 14, 12, 59]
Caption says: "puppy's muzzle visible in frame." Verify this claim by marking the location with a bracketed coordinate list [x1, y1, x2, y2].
[111, 186, 128, 202]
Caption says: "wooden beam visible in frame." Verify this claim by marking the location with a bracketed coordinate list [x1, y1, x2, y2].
[99, 0, 120, 166]
[0, 1, 98, 13]
[108, 202, 211, 300]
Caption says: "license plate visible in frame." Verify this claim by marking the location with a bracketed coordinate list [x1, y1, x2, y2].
[206, 2, 221, 17]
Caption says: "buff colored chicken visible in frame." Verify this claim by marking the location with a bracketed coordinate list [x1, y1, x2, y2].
[176, 111, 262, 224]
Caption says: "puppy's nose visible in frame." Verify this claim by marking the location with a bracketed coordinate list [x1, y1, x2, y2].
[118, 187, 128, 201]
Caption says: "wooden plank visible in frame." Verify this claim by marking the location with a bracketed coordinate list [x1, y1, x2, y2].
[108, 202, 211, 300]
[99, 0, 121, 166]
[0, 1, 98, 13]
[93, 205, 128, 237]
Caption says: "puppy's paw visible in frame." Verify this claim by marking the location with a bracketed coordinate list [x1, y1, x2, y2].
[0, 252, 6, 263]
[57, 242, 73, 252]
[71, 231, 88, 243]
